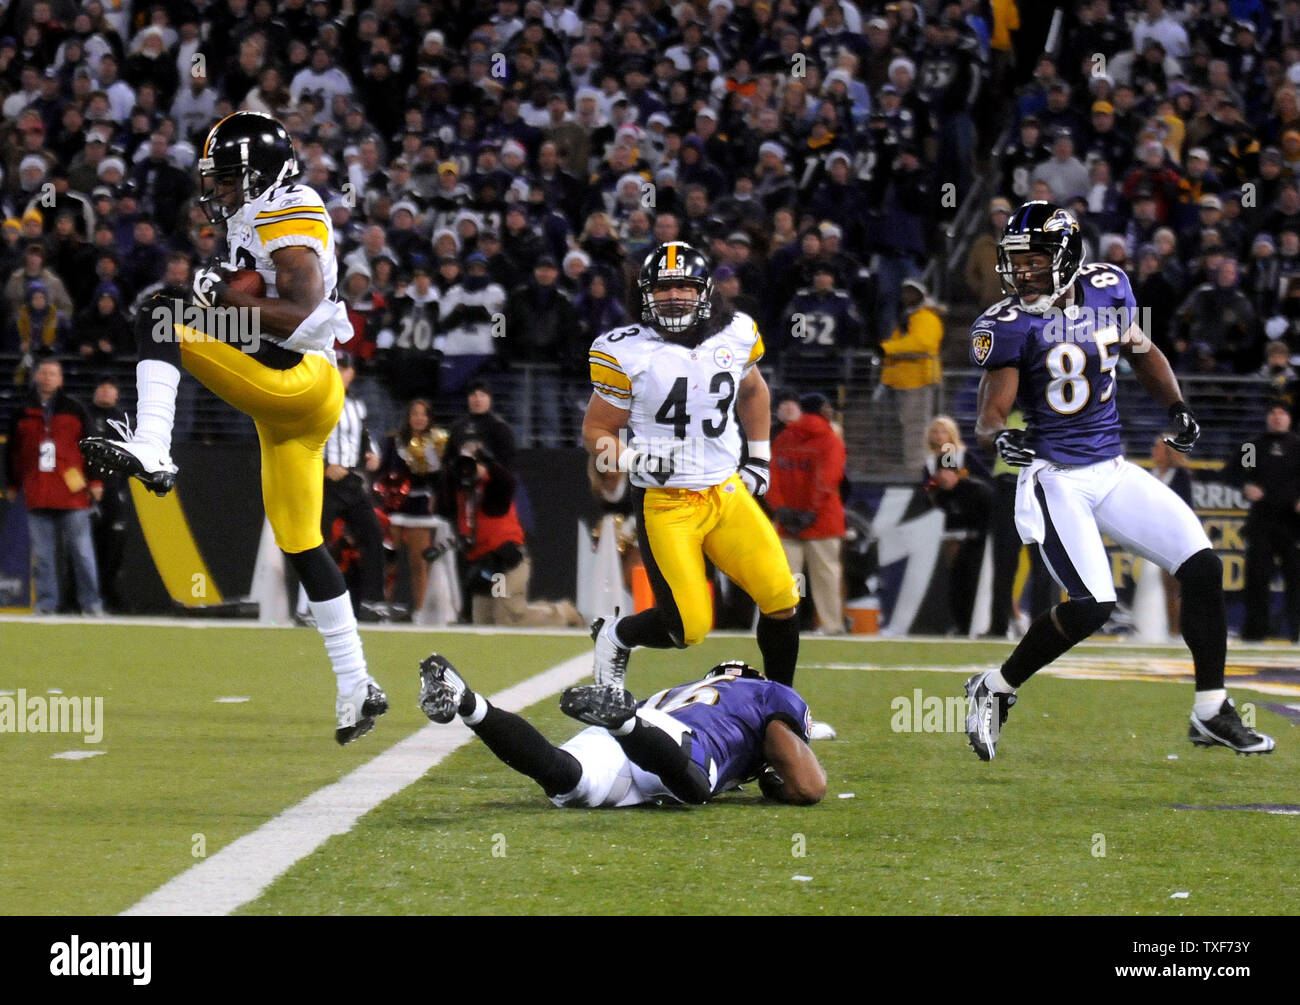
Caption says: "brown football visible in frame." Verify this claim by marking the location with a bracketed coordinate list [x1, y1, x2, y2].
[225, 268, 266, 298]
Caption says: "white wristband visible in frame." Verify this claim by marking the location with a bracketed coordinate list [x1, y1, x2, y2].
[747, 440, 771, 462]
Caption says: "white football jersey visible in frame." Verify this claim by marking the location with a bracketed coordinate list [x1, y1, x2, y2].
[224, 181, 349, 360]
[589, 312, 766, 490]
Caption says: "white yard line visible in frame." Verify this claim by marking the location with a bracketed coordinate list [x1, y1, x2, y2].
[121, 652, 591, 917]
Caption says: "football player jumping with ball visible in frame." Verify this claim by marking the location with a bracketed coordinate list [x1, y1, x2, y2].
[81, 112, 387, 745]
[965, 202, 1274, 760]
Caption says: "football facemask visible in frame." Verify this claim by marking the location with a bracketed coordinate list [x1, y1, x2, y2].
[995, 202, 1083, 315]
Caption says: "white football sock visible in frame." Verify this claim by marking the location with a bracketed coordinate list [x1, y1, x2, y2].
[309, 593, 369, 697]
[610, 712, 638, 737]
[986, 669, 1014, 693]
[1194, 689, 1227, 720]
[134, 359, 180, 452]
[462, 692, 487, 725]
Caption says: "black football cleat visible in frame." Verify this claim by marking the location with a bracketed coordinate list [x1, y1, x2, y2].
[335, 679, 389, 745]
[560, 684, 638, 729]
[1189, 699, 1275, 755]
[80, 435, 178, 497]
[964, 671, 1017, 761]
[417, 653, 470, 724]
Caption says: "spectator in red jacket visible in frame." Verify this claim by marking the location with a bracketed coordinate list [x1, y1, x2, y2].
[4, 358, 103, 614]
[768, 392, 847, 635]
[1121, 140, 1184, 225]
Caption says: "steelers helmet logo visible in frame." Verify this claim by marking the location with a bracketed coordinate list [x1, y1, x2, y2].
[714, 347, 734, 367]
[972, 331, 993, 365]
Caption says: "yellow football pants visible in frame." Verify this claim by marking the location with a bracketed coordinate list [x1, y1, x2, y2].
[177, 325, 342, 554]
[637, 474, 799, 646]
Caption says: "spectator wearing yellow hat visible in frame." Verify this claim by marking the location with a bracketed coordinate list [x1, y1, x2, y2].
[1083, 99, 1133, 176]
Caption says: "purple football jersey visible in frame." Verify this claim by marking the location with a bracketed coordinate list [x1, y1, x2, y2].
[970, 262, 1138, 464]
[644, 675, 812, 792]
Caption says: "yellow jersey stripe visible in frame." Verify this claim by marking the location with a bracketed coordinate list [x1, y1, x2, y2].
[592, 382, 631, 399]
[255, 219, 330, 244]
[254, 213, 330, 228]
[255, 204, 328, 220]
[590, 362, 632, 391]
[588, 350, 624, 371]
[746, 332, 765, 366]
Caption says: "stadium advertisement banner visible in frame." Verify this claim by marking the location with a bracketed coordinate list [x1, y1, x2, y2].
[856, 468, 1259, 637]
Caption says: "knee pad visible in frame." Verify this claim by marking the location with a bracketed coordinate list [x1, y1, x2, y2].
[1175, 548, 1223, 594]
[285, 543, 345, 602]
[1052, 597, 1115, 644]
[136, 297, 182, 368]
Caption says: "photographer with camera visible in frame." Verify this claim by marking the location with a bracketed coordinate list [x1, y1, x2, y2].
[449, 439, 583, 627]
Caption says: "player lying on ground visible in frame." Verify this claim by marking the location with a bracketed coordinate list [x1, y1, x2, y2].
[417, 653, 826, 807]
[965, 200, 1274, 760]
[79, 112, 386, 744]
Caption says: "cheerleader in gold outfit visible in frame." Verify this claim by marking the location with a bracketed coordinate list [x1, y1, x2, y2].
[378, 398, 446, 612]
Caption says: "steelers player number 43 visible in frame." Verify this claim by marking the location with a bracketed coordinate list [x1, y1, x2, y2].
[654, 373, 736, 439]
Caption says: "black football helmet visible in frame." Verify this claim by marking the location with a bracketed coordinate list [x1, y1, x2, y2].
[705, 660, 764, 680]
[198, 111, 301, 223]
[995, 201, 1084, 314]
[639, 241, 713, 337]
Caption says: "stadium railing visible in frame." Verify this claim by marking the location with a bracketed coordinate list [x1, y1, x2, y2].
[0, 355, 1269, 483]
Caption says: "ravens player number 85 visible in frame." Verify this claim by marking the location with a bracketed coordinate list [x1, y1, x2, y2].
[80, 112, 388, 745]
[581, 242, 806, 702]
[964, 201, 1274, 761]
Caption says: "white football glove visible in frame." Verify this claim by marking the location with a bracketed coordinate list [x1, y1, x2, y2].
[739, 440, 770, 497]
[619, 445, 676, 485]
[192, 267, 229, 309]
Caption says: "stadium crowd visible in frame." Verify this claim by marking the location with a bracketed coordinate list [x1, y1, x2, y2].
[0, 0, 1004, 429]
[1, 1, 1299, 635]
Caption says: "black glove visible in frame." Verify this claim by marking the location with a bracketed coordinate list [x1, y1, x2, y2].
[994, 428, 1036, 467]
[773, 507, 816, 534]
[758, 766, 784, 801]
[1164, 401, 1200, 454]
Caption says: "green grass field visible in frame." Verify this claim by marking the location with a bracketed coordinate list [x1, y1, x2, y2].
[2, 621, 1296, 916]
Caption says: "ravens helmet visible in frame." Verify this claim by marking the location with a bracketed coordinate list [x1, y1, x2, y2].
[705, 660, 764, 680]
[198, 111, 301, 223]
[995, 201, 1084, 314]
[639, 241, 714, 337]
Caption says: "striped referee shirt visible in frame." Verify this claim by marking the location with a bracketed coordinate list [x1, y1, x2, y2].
[324, 394, 376, 470]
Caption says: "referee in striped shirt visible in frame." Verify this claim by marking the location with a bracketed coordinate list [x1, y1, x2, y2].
[323, 354, 388, 619]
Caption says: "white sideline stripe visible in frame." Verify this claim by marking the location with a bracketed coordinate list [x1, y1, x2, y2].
[121, 653, 592, 917]
[5, 615, 1297, 652]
